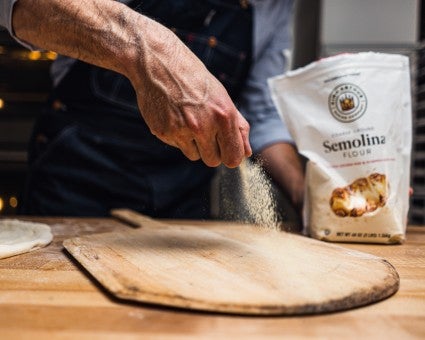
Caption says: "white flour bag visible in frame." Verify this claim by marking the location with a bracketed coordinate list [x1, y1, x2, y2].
[269, 52, 412, 244]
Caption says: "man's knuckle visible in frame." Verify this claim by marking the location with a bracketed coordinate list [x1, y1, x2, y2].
[187, 121, 202, 135]
[241, 120, 250, 132]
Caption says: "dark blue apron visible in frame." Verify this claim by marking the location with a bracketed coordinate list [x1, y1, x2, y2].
[20, 0, 252, 218]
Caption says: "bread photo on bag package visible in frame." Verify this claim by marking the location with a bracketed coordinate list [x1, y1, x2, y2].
[269, 52, 412, 244]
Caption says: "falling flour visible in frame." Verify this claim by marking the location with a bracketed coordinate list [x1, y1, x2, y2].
[218, 159, 280, 231]
[238, 160, 280, 231]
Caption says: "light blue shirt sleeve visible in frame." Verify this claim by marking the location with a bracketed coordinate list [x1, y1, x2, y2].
[239, 0, 295, 154]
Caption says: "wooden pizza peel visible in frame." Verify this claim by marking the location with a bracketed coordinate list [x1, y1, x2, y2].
[62, 209, 399, 315]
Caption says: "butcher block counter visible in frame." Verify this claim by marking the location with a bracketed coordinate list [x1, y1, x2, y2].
[0, 216, 424, 339]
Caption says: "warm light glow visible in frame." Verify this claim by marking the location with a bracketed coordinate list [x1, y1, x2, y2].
[9, 196, 18, 209]
[46, 51, 57, 60]
[0, 99, 4, 109]
[28, 50, 41, 60]
[0, 198, 3, 212]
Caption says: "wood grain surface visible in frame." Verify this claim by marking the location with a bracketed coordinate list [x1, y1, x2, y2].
[63, 210, 399, 315]
[0, 216, 424, 338]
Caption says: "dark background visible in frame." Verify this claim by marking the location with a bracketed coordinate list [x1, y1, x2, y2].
[0, 0, 424, 224]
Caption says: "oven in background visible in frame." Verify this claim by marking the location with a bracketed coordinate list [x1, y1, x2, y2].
[0, 29, 54, 215]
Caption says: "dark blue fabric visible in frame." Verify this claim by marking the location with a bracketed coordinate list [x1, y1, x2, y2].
[20, 0, 252, 218]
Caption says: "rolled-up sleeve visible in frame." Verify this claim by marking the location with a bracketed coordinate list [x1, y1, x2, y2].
[0, 0, 17, 32]
[238, 0, 294, 154]
[0, 0, 36, 49]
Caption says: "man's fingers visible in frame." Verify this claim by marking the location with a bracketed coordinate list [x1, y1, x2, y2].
[193, 135, 221, 167]
[175, 139, 201, 161]
[239, 115, 252, 158]
[216, 130, 244, 168]
[216, 112, 251, 168]
[149, 103, 251, 168]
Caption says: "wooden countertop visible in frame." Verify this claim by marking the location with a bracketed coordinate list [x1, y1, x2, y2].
[0, 217, 424, 339]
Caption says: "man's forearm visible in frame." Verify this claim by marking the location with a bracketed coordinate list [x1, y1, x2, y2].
[12, 0, 142, 78]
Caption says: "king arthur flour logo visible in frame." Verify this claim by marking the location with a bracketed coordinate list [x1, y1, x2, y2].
[328, 83, 367, 123]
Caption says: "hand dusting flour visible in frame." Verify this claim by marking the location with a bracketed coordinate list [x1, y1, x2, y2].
[218, 159, 280, 231]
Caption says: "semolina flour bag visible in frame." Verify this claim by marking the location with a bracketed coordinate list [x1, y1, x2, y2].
[269, 52, 412, 244]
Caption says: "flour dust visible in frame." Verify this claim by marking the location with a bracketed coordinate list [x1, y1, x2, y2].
[218, 159, 281, 231]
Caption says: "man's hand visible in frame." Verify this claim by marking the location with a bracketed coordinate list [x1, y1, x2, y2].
[12, 0, 251, 168]
[128, 16, 251, 168]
